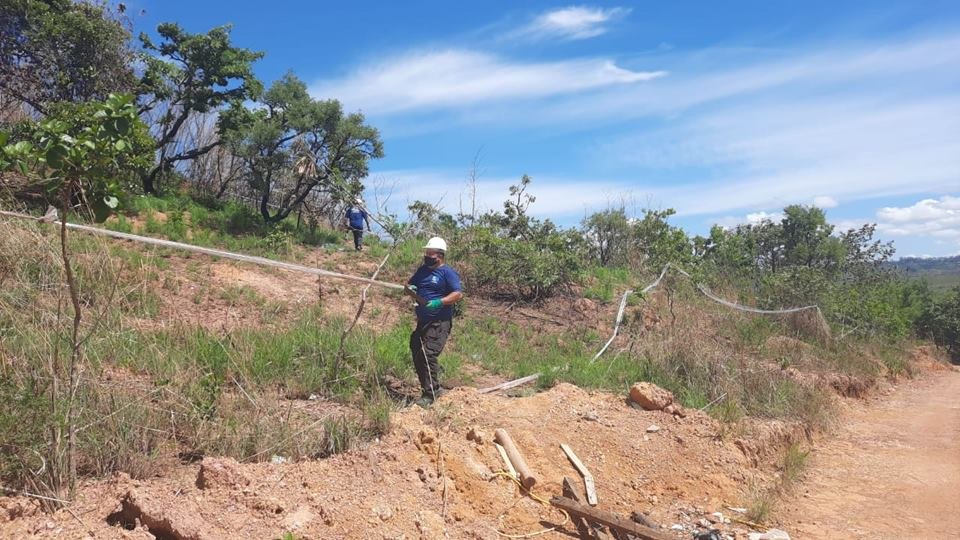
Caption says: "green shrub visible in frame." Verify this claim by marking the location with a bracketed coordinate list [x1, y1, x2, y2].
[464, 224, 584, 301]
[917, 286, 960, 360]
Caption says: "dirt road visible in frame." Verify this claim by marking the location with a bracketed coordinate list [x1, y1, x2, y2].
[780, 368, 960, 539]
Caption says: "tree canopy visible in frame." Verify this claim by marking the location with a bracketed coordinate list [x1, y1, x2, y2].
[0, 0, 136, 114]
[223, 72, 383, 223]
[137, 22, 263, 193]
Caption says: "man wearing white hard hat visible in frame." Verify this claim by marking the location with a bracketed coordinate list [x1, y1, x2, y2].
[404, 236, 463, 407]
[343, 197, 371, 251]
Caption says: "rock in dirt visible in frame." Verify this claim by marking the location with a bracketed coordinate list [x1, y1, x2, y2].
[629, 382, 674, 411]
[416, 510, 446, 539]
[748, 529, 791, 540]
[107, 490, 207, 540]
[646, 424, 661, 433]
[1, 497, 39, 523]
[466, 427, 486, 445]
[573, 298, 597, 314]
[196, 457, 249, 490]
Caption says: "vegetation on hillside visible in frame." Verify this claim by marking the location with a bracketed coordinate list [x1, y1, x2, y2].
[0, 1, 956, 510]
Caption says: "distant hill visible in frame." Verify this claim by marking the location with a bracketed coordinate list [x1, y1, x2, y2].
[891, 255, 960, 293]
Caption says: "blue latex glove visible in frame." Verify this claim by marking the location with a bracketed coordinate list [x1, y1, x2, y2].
[425, 299, 443, 310]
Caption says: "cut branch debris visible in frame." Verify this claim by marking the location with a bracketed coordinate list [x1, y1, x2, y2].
[549, 496, 675, 540]
[560, 443, 598, 506]
[563, 477, 610, 539]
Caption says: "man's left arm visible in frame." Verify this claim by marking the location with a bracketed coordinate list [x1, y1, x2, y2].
[438, 269, 463, 306]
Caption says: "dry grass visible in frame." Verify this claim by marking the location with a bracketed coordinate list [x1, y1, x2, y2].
[0, 220, 393, 497]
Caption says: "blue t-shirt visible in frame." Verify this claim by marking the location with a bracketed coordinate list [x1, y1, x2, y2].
[409, 264, 462, 322]
[346, 207, 367, 229]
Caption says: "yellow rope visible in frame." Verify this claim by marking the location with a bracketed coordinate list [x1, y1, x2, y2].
[491, 471, 570, 538]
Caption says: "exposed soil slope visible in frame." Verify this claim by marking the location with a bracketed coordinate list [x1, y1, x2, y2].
[1, 384, 785, 539]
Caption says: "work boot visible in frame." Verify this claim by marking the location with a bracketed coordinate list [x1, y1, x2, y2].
[415, 388, 447, 408]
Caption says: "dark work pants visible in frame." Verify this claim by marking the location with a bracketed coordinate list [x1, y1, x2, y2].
[410, 319, 452, 397]
[351, 229, 363, 250]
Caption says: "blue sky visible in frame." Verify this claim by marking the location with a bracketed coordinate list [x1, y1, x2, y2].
[131, 1, 960, 257]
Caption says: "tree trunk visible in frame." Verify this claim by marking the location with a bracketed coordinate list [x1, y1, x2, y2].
[58, 191, 83, 499]
[142, 164, 161, 194]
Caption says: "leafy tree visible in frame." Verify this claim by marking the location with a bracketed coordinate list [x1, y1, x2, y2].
[467, 177, 586, 300]
[917, 286, 960, 360]
[0, 0, 136, 114]
[408, 200, 456, 236]
[0, 93, 149, 501]
[631, 208, 694, 269]
[780, 205, 844, 270]
[137, 22, 263, 193]
[582, 207, 630, 266]
[224, 73, 383, 223]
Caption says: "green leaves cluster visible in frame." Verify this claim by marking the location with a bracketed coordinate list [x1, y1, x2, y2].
[1, 93, 151, 220]
[917, 286, 960, 360]
[139, 23, 264, 111]
[0, 0, 136, 112]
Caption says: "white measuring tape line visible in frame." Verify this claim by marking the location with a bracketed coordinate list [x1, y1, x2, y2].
[0, 210, 405, 290]
[481, 263, 822, 392]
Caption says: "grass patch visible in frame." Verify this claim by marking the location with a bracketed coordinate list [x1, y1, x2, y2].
[583, 266, 632, 303]
[321, 415, 365, 457]
[122, 194, 346, 260]
[781, 442, 810, 486]
[746, 485, 775, 523]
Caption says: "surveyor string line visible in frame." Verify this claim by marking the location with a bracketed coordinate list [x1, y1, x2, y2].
[483, 264, 821, 393]
[2, 209, 822, 393]
[0, 210, 405, 290]
[589, 263, 820, 362]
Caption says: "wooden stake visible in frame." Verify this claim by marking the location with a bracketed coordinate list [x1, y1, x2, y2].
[494, 428, 537, 489]
[560, 443, 598, 506]
[478, 373, 541, 394]
[549, 496, 675, 540]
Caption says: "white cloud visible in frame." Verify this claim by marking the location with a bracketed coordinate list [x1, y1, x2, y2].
[311, 50, 665, 114]
[366, 168, 634, 219]
[813, 196, 839, 208]
[511, 6, 630, 41]
[875, 196, 960, 239]
[713, 211, 783, 228]
[746, 211, 783, 224]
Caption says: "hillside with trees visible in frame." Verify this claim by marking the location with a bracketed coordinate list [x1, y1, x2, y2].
[1, 2, 958, 538]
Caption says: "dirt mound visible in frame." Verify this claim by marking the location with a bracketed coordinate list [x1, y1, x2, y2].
[1, 383, 799, 539]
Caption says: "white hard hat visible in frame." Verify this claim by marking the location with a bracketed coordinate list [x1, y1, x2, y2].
[423, 237, 447, 252]
[355, 196, 363, 204]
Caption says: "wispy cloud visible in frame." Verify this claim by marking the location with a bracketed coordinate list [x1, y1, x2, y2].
[508, 6, 631, 41]
[311, 50, 664, 115]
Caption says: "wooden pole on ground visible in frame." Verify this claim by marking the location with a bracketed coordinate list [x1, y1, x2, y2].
[493, 428, 537, 489]
[549, 496, 675, 540]
[478, 373, 541, 394]
[563, 477, 610, 539]
[494, 442, 518, 482]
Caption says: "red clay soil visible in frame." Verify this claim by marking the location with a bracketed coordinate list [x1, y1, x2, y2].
[777, 365, 960, 539]
[1, 383, 780, 539]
